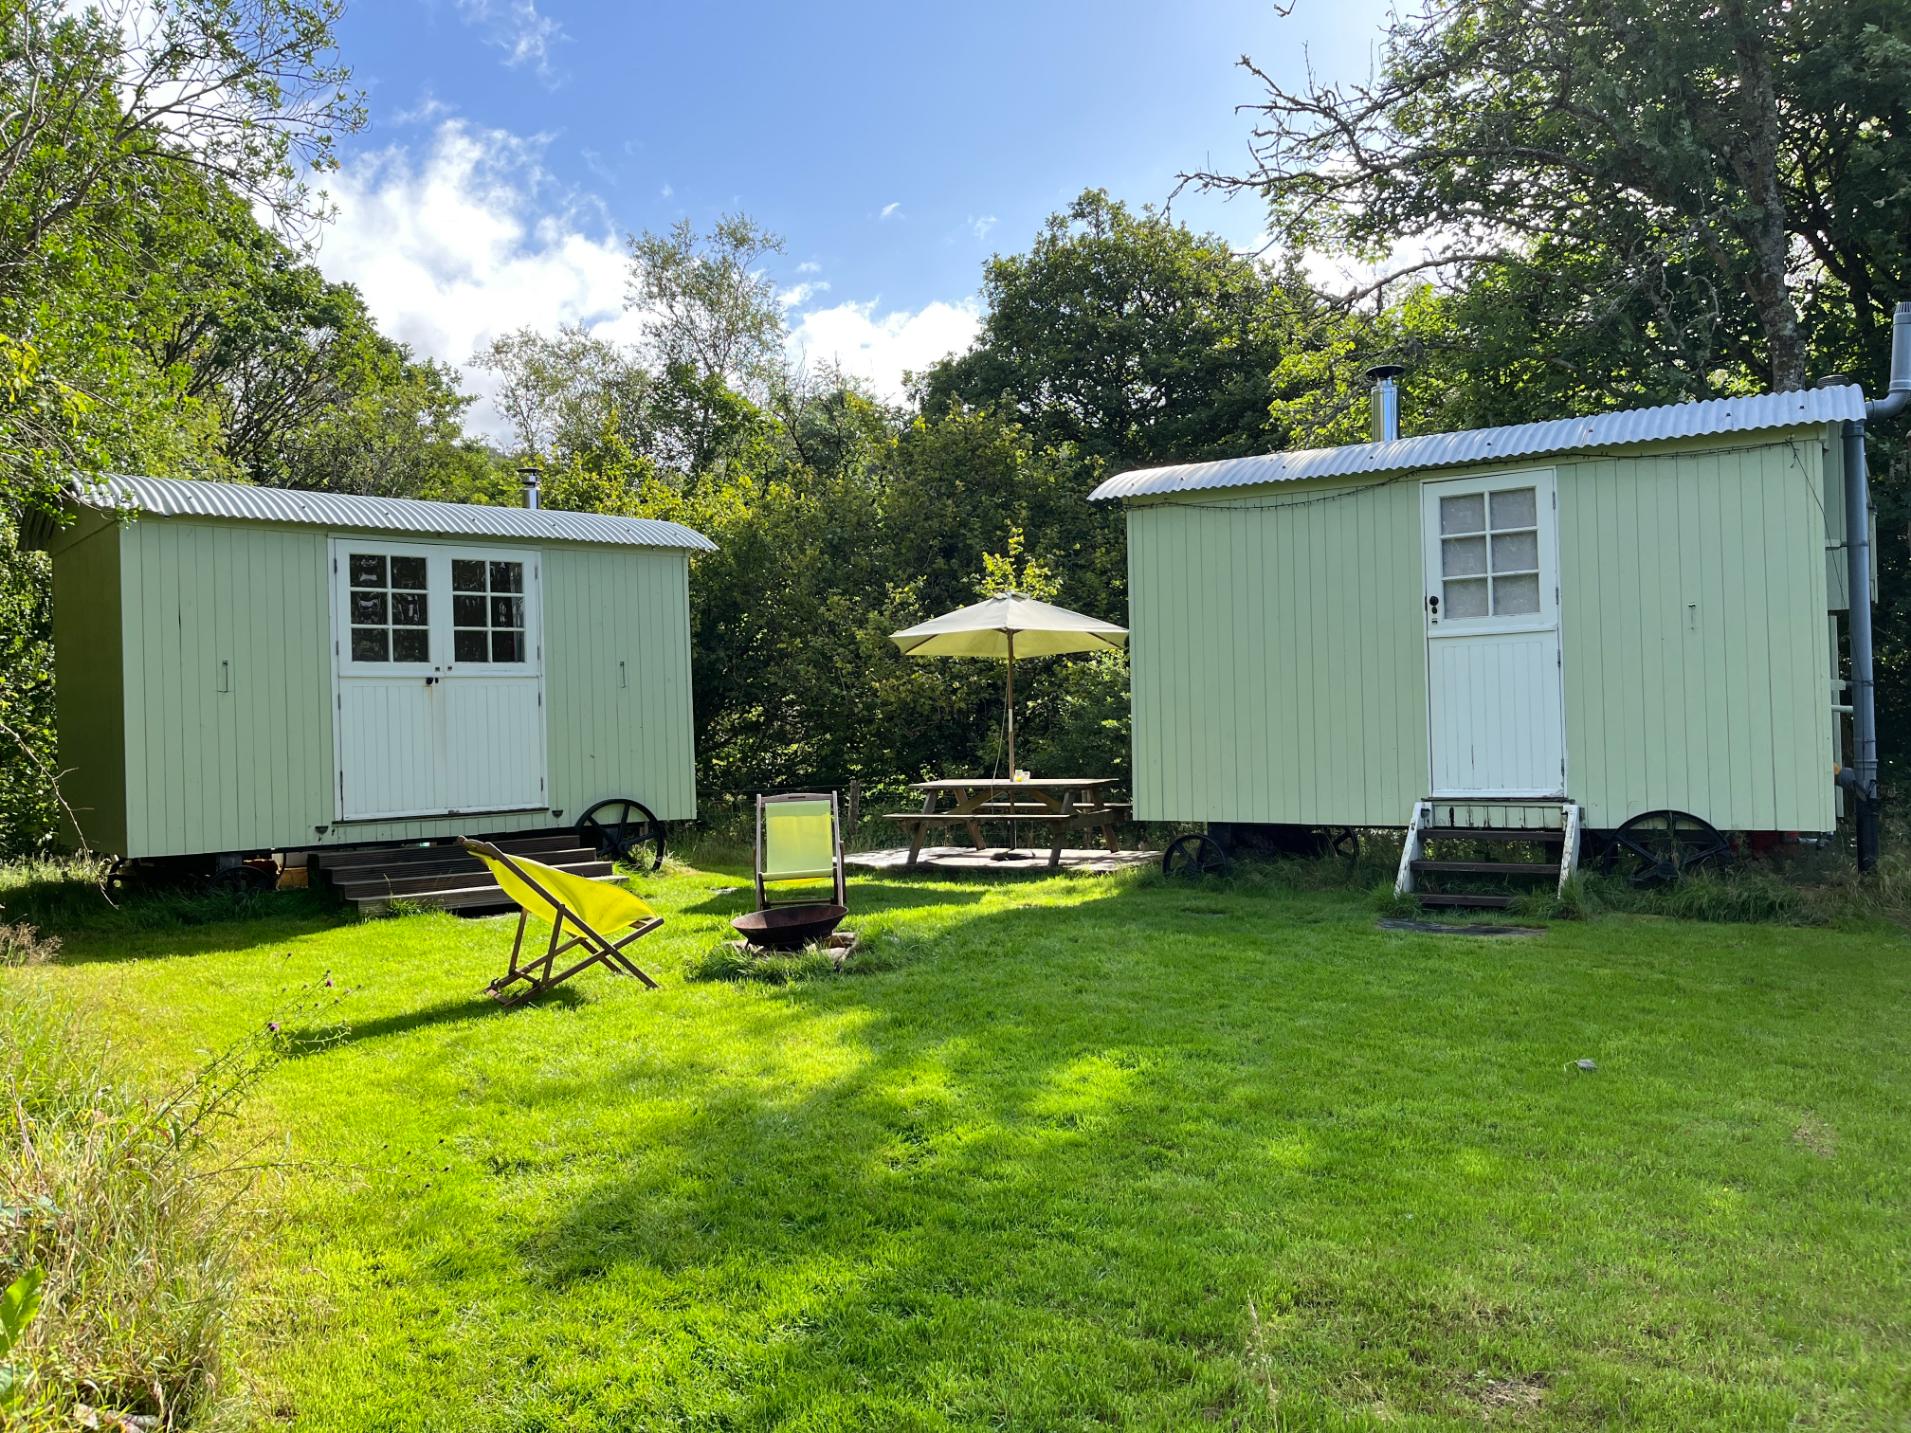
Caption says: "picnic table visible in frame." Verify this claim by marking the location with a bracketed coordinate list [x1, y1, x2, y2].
[881, 777, 1129, 870]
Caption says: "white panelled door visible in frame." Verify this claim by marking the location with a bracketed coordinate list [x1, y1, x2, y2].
[330, 541, 548, 820]
[1420, 471, 1566, 797]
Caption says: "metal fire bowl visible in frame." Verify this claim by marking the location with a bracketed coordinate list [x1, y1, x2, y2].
[730, 903, 849, 951]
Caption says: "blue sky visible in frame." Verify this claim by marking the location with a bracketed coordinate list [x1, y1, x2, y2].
[313, 0, 1393, 435]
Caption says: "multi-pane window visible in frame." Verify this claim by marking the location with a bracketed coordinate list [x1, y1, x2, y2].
[1439, 487, 1541, 619]
[452, 559, 527, 663]
[348, 553, 430, 662]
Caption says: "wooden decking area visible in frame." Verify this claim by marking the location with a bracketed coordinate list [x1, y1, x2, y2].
[309, 829, 622, 916]
[847, 845, 1156, 875]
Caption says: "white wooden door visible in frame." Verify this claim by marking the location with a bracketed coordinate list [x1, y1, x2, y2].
[1421, 471, 1566, 797]
[331, 541, 548, 820]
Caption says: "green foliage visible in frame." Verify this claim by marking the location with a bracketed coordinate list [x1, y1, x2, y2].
[922, 189, 1299, 465]
[976, 525, 1060, 602]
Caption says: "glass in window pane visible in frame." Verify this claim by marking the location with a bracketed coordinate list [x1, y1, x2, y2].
[490, 595, 524, 629]
[392, 628, 430, 662]
[1443, 577, 1488, 618]
[454, 630, 488, 663]
[349, 591, 387, 624]
[1442, 535, 1487, 577]
[390, 556, 427, 590]
[350, 627, 389, 662]
[452, 559, 486, 592]
[1493, 574, 1541, 615]
[454, 594, 485, 627]
[349, 554, 386, 588]
[1491, 531, 1538, 572]
[491, 630, 523, 663]
[390, 591, 426, 626]
[1491, 488, 1537, 530]
[1440, 494, 1485, 535]
[490, 561, 523, 593]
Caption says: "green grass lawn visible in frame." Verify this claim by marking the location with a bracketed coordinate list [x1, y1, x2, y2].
[9, 859, 1911, 1431]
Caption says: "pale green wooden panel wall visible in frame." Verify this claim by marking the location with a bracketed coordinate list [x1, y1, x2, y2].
[543, 546, 698, 822]
[1558, 440, 1834, 830]
[112, 521, 698, 857]
[1125, 431, 1836, 832]
[1126, 478, 1427, 825]
[120, 521, 333, 857]
[50, 524, 127, 853]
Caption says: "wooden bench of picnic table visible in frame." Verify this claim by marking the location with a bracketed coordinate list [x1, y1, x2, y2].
[880, 790, 1130, 869]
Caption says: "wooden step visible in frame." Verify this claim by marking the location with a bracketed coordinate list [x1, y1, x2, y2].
[1415, 891, 1517, 909]
[1420, 826, 1564, 845]
[1411, 859, 1559, 876]
[332, 858, 613, 900]
[346, 872, 628, 917]
[311, 831, 580, 872]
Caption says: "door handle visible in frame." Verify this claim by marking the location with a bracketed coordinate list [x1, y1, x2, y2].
[1426, 593, 1440, 623]
[424, 675, 438, 687]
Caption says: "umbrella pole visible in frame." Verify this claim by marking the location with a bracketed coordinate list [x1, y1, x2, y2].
[1006, 629, 1016, 780]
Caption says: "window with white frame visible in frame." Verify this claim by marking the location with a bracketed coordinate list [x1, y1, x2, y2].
[1438, 487, 1541, 619]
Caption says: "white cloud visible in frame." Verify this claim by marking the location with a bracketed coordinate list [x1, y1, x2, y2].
[314, 118, 640, 439]
[879, 201, 903, 221]
[969, 214, 998, 242]
[314, 119, 983, 435]
[453, 0, 567, 83]
[787, 298, 981, 402]
[795, 259, 821, 274]
[776, 280, 830, 310]
[660, 182, 673, 198]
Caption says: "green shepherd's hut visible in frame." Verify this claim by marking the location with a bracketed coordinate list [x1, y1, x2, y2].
[23, 475, 712, 902]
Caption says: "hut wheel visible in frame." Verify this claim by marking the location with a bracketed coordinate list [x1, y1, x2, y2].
[1326, 826, 1360, 862]
[1608, 810, 1729, 886]
[577, 798, 666, 872]
[1162, 832, 1231, 879]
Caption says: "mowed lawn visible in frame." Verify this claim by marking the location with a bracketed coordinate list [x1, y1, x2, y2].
[12, 860, 1911, 1431]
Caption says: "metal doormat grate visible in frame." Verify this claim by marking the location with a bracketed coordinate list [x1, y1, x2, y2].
[1378, 917, 1545, 938]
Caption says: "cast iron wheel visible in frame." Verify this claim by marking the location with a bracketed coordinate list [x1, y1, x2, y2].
[577, 797, 666, 871]
[1608, 809, 1730, 885]
[1162, 832, 1231, 879]
[209, 863, 275, 894]
[1326, 826, 1360, 862]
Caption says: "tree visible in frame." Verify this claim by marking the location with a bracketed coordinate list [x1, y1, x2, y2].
[1190, 0, 1911, 394]
[473, 324, 647, 462]
[921, 190, 1297, 466]
[626, 214, 787, 473]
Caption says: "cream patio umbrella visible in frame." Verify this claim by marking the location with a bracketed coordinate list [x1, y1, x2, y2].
[889, 590, 1128, 781]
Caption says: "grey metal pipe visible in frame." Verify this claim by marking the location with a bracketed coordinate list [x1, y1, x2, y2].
[1839, 300, 1911, 871]
[1841, 417, 1880, 870]
[1366, 364, 1404, 442]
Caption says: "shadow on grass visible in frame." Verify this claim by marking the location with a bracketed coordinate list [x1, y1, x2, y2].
[278, 985, 590, 1055]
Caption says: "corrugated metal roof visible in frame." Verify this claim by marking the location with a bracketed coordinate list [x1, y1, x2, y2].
[68, 474, 717, 551]
[1088, 385, 1863, 502]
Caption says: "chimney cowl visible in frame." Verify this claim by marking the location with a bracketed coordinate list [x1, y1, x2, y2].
[1365, 363, 1405, 443]
[518, 465, 542, 511]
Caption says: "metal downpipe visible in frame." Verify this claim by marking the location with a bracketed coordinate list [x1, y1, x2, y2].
[1841, 417, 1880, 871]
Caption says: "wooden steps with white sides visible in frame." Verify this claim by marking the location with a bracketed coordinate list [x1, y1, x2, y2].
[1394, 799, 1582, 911]
[308, 831, 626, 917]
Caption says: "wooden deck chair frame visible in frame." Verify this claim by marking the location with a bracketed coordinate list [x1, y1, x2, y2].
[754, 791, 847, 910]
[459, 837, 662, 1007]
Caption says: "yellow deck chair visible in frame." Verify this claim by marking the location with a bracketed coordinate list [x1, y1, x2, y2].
[459, 837, 662, 1006]
[754, 792, 847, 910]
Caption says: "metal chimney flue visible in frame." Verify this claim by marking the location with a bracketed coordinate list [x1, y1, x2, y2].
[1883, 300, 1911, 402]
[518, 464, 541, 511]
[1366, 363, 1405, 442]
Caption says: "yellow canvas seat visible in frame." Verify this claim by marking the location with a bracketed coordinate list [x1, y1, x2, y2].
[754, 793, 847, 909]
[459, 837, 662, 1006]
